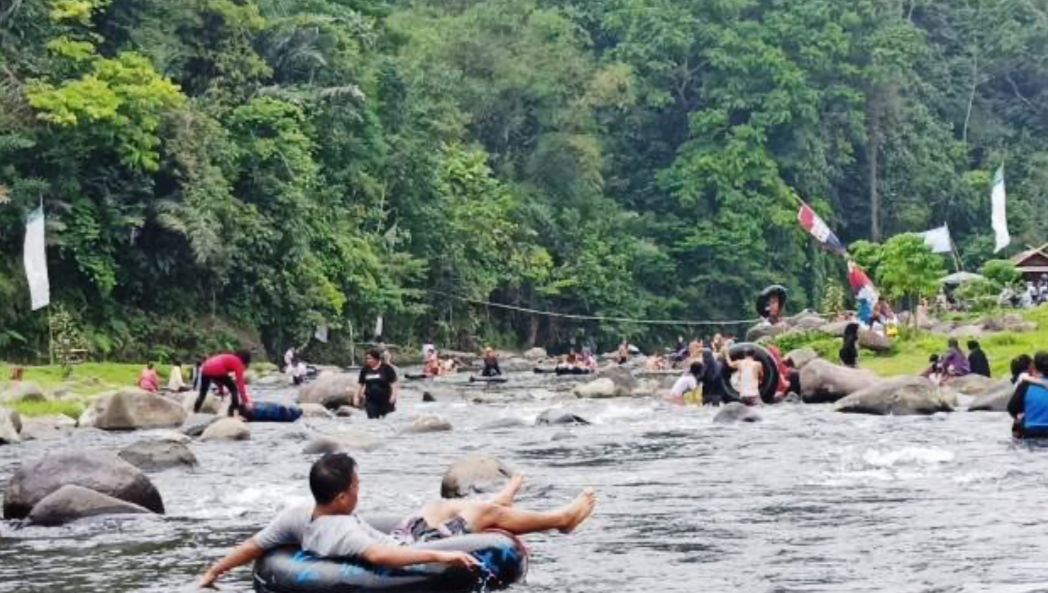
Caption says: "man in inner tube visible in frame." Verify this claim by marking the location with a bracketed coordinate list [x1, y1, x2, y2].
[199, 453, 598, 588]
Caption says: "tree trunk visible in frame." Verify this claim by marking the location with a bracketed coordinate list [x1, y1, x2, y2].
[867, 90, 883, 242]
[526, 314, 539, 348]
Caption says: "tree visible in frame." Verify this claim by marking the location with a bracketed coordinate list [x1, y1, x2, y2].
[876, 234, 946, 307]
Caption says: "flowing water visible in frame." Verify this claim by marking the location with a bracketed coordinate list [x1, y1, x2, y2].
[2, 371, 1048, 593]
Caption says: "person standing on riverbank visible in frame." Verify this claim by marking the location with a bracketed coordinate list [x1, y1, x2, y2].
[193, 351, 252, 418]
[354, 348, 399, 419]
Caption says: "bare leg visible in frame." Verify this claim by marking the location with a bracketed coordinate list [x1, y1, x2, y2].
[490, 474, 524, 507]
[457, 489, 596, 535]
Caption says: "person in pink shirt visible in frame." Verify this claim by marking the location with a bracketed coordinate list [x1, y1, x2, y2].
[193, 351, 252, 418]
[137, 362, 159, 392]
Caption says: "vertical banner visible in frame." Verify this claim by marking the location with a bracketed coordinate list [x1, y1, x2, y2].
[23, 204, 50, 311]
[991, 166, 1010, 253]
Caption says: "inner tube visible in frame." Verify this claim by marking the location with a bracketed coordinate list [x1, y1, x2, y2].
[755, 284, 788, 319]
[720, 342, 780, 404]
[469, 376, 508, 384]
[533, 367, 593, 376]
[404, 373, 432, 381]
[246, 402, 303, 423]
[253, 532, 528, 593]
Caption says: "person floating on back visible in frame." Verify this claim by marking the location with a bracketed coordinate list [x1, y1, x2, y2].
[354, 348, 398, 419]
[193, 350, 252, 419]
[198, 453, 597, 588]
[967, 340, 991, 378]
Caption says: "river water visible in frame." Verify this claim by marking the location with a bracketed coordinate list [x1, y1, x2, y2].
[1, 371, 1047, 593]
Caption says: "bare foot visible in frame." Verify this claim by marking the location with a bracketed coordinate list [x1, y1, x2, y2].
[492, 473, 525, 507]
[558, 488, 597, 533]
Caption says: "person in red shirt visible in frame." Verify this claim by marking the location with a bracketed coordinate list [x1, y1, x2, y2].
[193, 351, 252, 418]
[137, 362, 159, 392]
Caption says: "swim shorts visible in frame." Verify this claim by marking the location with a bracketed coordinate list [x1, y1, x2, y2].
[391, 515, 470, 544]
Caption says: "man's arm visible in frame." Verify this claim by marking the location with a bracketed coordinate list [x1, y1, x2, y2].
[1007, 382, 1029, 419]
[353, 384, 364, 408]
[361, 544, 479, 570]
[200, 538, 266, 588]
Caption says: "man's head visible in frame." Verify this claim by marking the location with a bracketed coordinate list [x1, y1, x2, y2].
[929, 354, 940, 364]
[365, 348, 382, 367]
[1034, 352, 1048, 378]
[310, 453, 359, 513]
[689, 361, 705, 377]
[967, 340, 980, 352]
[235, 350, 253, 367]
[743, 348, 755, 360]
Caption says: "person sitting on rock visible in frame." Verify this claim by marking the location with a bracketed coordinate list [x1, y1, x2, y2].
[198, 453, 597, 588]
[167, 361, 189, 392]
[481, 348, 502, 377]
[137, 362, 159, 393]
[616, 341, 631, 365]
[288, 357, 308, 386]
[967, 340, 991, 378]
[920, 354, 943, 384]
[941, 339, 970, 378]
[193, 351, 253, 419]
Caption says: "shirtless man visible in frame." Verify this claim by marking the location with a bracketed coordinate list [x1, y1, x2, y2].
[199, 454, 597, 588]
[724, 346, 763, 406]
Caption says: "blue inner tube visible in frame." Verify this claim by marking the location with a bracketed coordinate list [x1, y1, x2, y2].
[247, 402, 303, 423]
[719, 342, 780, 404]
[253, 531, 528, 593]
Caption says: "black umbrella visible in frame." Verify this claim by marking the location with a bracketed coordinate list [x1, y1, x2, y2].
[755, 285, 788, 319]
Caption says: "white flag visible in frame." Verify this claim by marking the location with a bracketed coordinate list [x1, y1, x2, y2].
[374, 315, 383, 339]
[23, 205, 50, 311]
[313, 324, 329, 343]
[991, 165, 1010, 253]
[920, 224, 954, 254]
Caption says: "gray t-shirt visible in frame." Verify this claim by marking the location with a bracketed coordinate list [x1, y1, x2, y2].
[253, 504, 400, 558]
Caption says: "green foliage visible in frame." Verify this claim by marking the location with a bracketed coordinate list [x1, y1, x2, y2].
[9, 399, 84, 420]
[48, 304, 88, 377]
[980, 259, 1020, 289]
[821, 283, 846, 318]
[876, 234, 947, 304]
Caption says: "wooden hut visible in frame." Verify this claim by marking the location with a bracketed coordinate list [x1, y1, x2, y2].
[1011, 243, 1048, 282]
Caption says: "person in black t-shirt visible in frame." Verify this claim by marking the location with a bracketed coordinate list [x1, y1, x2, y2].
[354, 348, 399, 419]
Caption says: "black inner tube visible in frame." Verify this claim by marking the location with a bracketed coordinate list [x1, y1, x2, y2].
[720, 342, 780, 404]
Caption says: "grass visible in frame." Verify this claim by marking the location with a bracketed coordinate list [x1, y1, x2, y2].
[0, 362, 141, 395]
[8, 399, 85, 420]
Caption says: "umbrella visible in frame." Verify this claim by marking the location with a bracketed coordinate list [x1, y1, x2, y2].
[755, 285, 788, 318]
[940, 272, 985, 286]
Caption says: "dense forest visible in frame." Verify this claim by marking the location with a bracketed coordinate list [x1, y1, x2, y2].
[0, 0, 1045, 361]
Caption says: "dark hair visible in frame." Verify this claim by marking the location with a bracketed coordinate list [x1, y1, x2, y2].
[366, 348, 382, 361]
[844, 322, 860, 341]
[967, 340, 980, 351]
[947, 338, 959, 350]
[929, 354, 940, 363]
[689, 361, 705, 377]
[1035, 352, 1048, 376]
[147, 362, 154, 369]
[1010, 354, 1032, 383]
[743, 348, 755, 358]
[310, 453, 357, 505]
[235, 350, 252, 366]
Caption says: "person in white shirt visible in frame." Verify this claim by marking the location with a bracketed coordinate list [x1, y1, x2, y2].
[167, 361, 188, 392]
[666, 361, 704, 405]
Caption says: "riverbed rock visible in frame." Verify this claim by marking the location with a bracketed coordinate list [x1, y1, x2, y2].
[792, 314, 826, 331]
[405, 415, 452, 433]
[947, 374, 1005, 397]
[28, 485, 153, 526]
[0, 407, 21, 445]
[536, 409, 590, 426]
[302, 432, 383, 454]
[574, 378, 618, 399]
[713, 403, 762, 423]
[201, 417, 250, 441]
[834, 376, 953, 416]
[597, 366, 638, 395]
[336, 406, 354, 418]
[299, 403, 334, 419]
[785, 348, 820, 369]
[298, 374, 356, 409]
[799, 359, 880, 403]
[19, 415, 75, 441]
[93, 389, 186, 431]
[745, 322, 789, 342]
[949, 325, 985, 339]
[968, 381, 1016, 412]
[858, 330, 893, 353]
[1, 381, 46, 403]
[183, 391, 222, 415]
[523, 347, 548, 360]
[77, 406, 97, 429]
[818, 321, 850, 337]
[118, 440, 197, 471]
[440, 454, 515, 498]
[3, 451, 164, 519]
[180, 413, 220, 437]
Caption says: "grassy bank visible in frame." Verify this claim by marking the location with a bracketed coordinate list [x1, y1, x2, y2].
[0, 362, 142, 419]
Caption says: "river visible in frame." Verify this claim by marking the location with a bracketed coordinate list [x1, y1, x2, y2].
[1, 371, 1046, 593]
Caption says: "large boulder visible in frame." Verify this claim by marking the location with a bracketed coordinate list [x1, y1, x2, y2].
[1, 381, 46, 403]
[28, 485, 153, 526]
[535, 409, 590, 426]
[785, 348, 820, 370]
[949, 325, 985, 339]
[574, 378, 618, 399]
[302, 432, 383, 454]
[968, 381, 1016, 412]
[745, 322, 789, 342]
[799, 359, 880, 403]
[180, 413, 220, 437]
[405, 415, 452, 434]
[182, 390, 222, 415]
[858, 330, 893, 353]
[713, 402, 762, 424]
[3, 451, 164, 519]
[77, 406, 97, 429]
[118, 440, 197, 471]
[947, 374, 1005, 397]
[834, 376, 953, 416]
[0, 407, 21, 445]
[792, 314, 826, 331]
[596, 366, 637, 397]
[523, 347, 548, 361]
[440, 454, 514, 498]
[201, 417, 250, 441]
[298, 374, 356, 409]
[983, 313, 1037, 333]
[818, 321, 851, 337]
[19, 415, 75, 441]
[93, 389, 186, 431]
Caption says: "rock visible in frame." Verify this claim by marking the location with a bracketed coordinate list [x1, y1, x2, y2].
[183, 390, 222, 415]
[574, 378, 618, 399]
[799, 359, 880, 403]
[28, 485, 152, 526]
[405, 415, 453, 433]
[501, 358, 533, 373]
[118, 440, 197, 471]
[745, 322, 789, 342]
[817, 321, 850, 337]
[785, 348, 820, 369]
[947, 374, 1004, 397]
[150, 430, 191, 444]
[3, 451, 164, 519]
[858, 329, 893, 353]
[77, 407, 97, 429]
[0, 407, 21, 445]
[536, 409, 590, 425]
[440, 454, 514, 498]
[422, 391, 436, 403]
[834, 376, 953, 416]
[968, 381, 1016, 412]
[299, 403, 334, 419]
[298, 374, 356, 409]
[302, 432, 383, 454]
[180, 413, 220, 437]
[596, 366, 638, 396]
[200, 418, 250, 441]
[713, 402, 762, 423]
[983, 314, 1035, 333]
[792, 314, 826, 331]
[19, 415, 75, 441]
[949, 325, 984, 339]
[336, 406, 354, 418]
[1, 381, 45, 403]
[523, 347, 548, 360]
[93, 389, 186, 431]
[478, 417, 529, 430]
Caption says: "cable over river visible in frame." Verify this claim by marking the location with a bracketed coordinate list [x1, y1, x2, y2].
[2, 372, 1046, 592]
